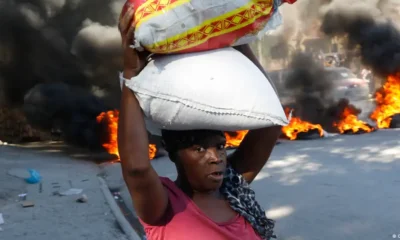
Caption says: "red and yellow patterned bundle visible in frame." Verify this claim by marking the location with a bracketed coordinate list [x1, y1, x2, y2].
[121, 0, 296, 54]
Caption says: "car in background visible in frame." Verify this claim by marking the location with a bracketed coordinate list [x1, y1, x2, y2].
[325, 67, 370, 101]
[267, 67, 370, 104]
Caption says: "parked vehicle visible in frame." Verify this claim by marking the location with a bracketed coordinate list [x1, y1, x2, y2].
[325, 67, 370, 100]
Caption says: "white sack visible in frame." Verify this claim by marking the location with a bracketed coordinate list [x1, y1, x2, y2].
[123, 47, 288, 135]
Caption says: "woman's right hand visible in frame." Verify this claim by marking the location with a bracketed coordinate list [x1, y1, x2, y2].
[119, 3, 149, 78]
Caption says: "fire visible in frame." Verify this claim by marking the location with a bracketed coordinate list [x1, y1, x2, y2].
[281, 108, 324, 140]
[148, 144, 157, 160]
[96, 110, 157, 160]
[370, 74, 400, 128]
[96, 110, 119, 157]
[224, 130, 248, 148]
[334, 106, 374, 133]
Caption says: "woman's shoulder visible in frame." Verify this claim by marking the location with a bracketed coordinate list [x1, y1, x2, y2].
[139, 177, 189, 225]
[159, 177, 190, 204]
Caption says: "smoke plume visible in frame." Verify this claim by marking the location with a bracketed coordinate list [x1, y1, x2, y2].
[0, 0, 125, 146]
[23, 83, 108, 149]
[0, 0, 124, 105]
[273, 0, 399, 132]
[284, 52, 363, 132]
[321, 8, 400, 76]
[273, 0, 396, 45]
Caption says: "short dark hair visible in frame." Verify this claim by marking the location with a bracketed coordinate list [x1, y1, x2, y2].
[161, 129, 225, 160]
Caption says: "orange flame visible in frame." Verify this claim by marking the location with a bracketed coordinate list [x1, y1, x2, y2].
[148, 144, 157, 160]
[96, 110, 119, 157]
[224, 130, 249, 148]
[370, 74, 400, 128]
[281, 108, 324, 140]
[96, 110, 157, 160]
[334, 106, 374, 133]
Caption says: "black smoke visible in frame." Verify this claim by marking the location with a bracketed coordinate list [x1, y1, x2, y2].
[283, 52, 362, 132]
[0, 0, 124, 106]
[0, 0, 125, 147]
[321, 10, 400, 76]
[23, 83, 109, 149]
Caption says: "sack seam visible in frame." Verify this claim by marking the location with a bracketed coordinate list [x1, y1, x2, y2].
[126, 84, 289, 126]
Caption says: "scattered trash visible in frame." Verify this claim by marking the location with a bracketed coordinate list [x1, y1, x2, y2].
[0, 140, 8, 146]
[112, 192, 122, 201]
[21, 201, 35, 208]
[0, 213, 4, 225]
[58, 188, 83, 196]
[7, 168, 41, 184]
[25, 169, 42, 184]
[81, 179, 89, 182]
[76, 194, 88, 203]
[18, 193, 27, 201]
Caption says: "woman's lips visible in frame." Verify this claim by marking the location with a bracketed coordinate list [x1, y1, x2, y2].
[207, 171, 224, 181]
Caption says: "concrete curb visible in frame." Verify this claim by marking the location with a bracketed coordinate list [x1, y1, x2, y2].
[98, 177, 142, 240]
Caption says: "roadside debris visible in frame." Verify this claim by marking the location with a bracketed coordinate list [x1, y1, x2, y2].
[76, 194, 88, 203]
[113, 192, 120, 200]
[0, 140, 7, 145]
[25, 169, 42, 184]
[21, 201, 35, 208]
[18, 193, 27, 201]
[7, 168, 42, 184]
[56, 188, 83, 196]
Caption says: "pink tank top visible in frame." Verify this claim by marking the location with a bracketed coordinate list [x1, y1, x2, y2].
[139, 177, 262, 240]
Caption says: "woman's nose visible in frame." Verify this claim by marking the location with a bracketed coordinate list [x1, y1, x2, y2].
[207, 148, 222, 164]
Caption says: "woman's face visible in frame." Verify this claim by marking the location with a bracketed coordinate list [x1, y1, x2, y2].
[176, 134, 227, 192]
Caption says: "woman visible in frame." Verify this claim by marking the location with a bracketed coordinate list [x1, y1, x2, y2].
[118, 6, 282, 240]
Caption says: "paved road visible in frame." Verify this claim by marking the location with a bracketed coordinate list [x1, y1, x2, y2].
[104, 128, 400, 240]
[0, 145, 128, 240]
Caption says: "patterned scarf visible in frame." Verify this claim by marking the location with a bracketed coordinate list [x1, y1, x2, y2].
[221, 165, 276, 240]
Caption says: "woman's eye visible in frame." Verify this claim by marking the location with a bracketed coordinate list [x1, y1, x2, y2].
[218, 144, 225, 150]
[196, 146, 206, 152]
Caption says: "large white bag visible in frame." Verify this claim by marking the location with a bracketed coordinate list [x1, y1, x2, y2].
[123, 47, 288, 135]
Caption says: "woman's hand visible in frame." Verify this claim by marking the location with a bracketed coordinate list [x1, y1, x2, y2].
[119, 4, 149, 78]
